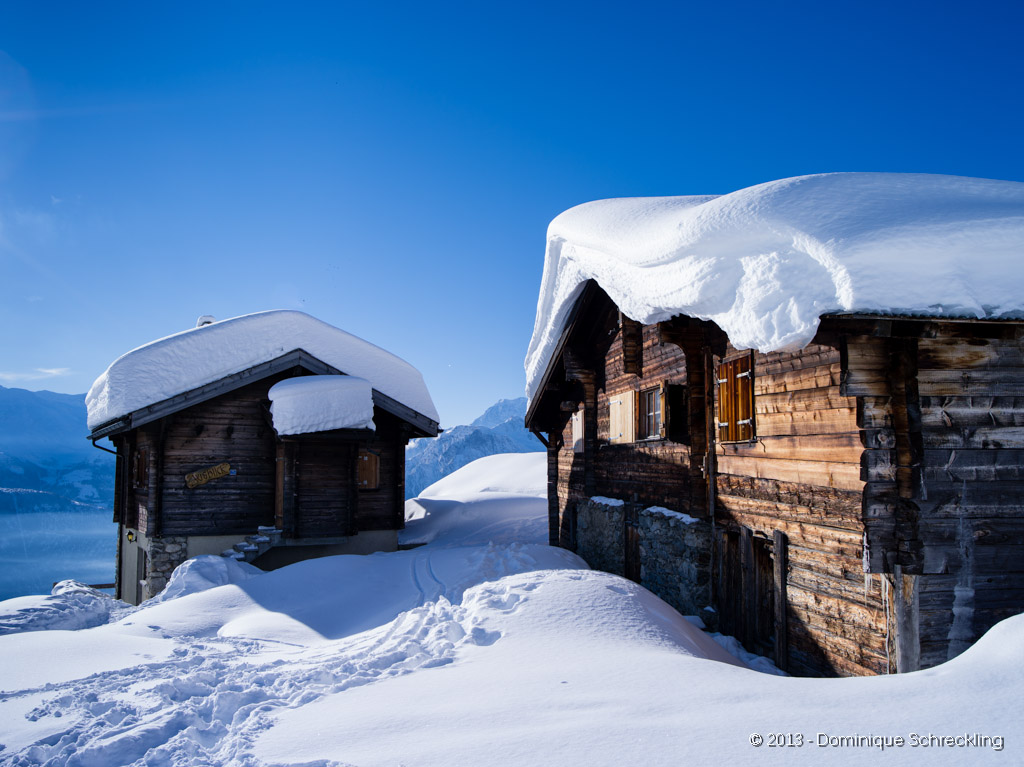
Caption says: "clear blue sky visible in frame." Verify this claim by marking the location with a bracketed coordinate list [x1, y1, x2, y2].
[2, 1, 1023, 427]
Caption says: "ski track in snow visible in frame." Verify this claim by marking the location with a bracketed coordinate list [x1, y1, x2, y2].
[0, 547, 542, 767]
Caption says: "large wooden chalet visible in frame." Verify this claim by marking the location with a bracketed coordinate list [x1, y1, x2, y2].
[525, 175, 1024, 677]
[87, 311, 439, 605]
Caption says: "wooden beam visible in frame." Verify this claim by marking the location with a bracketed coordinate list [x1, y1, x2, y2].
[773, 529, 788, 672]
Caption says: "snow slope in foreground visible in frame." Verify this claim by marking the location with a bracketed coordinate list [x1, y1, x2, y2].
[0, 450, 1020, 766]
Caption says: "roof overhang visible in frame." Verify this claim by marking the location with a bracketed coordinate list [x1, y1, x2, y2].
[525, 280, 606, 429]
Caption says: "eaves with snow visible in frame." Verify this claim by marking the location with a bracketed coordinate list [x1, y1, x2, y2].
[87, 310, 439, 436]
[525, 172, 1024, 401]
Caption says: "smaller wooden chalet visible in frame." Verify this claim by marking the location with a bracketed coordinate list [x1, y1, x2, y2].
[87, 311, 439, 604]
[525, 173, 1024, 677]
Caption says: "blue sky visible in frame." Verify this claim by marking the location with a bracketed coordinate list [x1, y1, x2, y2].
[2, 1, 1023, 427]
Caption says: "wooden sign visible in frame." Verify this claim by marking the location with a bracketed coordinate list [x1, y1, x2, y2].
[186, 462, 231, 489]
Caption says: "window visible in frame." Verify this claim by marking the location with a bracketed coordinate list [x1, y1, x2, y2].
[358, 449, 380, 490]
[637, 387, 662, 440]
[607, 384, 688, 444]
[717, 352, 755, 442]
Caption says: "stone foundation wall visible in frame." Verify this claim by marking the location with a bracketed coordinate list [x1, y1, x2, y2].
[576, 498, 626, 577]
[638, 507, 710, 617]
[576, 498, 711, 618]
[143, 535, 188, 601]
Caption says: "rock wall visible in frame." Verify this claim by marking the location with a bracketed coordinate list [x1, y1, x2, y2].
[638, 507, 710, 617]
[143, 535, 188, 600]
[576, 498, 626, 577]
[576, 498, 711, 618]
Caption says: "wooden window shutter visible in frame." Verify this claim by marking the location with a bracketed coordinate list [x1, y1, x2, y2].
[358, 449, 380, 490]
[609, 394, 636, 444]
[609, 397, 623, 444]
[717, 353, 755, 442]
[133, 446, 149, 490]
[571, 410, 584, 453]
[735, 353, 754, 441]
[623, 391, 635, 442]
[658, 383, 667, 439]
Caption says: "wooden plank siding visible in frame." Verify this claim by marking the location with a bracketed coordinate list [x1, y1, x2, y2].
[554, 411, 584, 549]
[353, 414, 405, 532]
[851, 331, 1024, 666]
[714, 341, 889, 676]
[530, 285, 1024, 677]
[160, 379, 279, 537]
[593, 324, 703, 512]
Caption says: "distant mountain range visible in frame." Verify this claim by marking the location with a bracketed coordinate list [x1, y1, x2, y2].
[0, 386, 114, 515]
[405, 397, 543, 499]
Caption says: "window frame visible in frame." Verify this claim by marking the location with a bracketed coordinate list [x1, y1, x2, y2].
[716, 351, 756, 443]
[637, 386, 663, 441]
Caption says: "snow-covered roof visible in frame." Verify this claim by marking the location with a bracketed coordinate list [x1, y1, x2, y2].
[525, 172, 1024, 401]
[87, 310, 439, 431]
[268, 376, 375, 436]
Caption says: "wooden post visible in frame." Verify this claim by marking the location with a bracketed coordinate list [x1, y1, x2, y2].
[394, 439, 405, 531]
[547, 438, 561, 547]
[348, 440, 360, 536]
[282, 441, 297, 538]
[773, 529, 789, 671]
[740, 526, 755, 646]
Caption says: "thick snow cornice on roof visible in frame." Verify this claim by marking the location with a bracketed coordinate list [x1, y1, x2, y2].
[87, 310, 439, 430]
[525, 172, 1024, 402]
[268, 376, 376, 435]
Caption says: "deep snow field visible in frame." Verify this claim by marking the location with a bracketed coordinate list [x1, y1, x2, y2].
[0, 454, 1019, 766]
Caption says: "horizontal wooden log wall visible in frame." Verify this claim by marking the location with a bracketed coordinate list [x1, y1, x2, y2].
[850, 328, 1024, 667]
[160, 379, 278, 536]
[593, 326, 701, 511]
[555, 414, 583, 549]
[715, 342, 888, 677]
[354, 414, 404, 532]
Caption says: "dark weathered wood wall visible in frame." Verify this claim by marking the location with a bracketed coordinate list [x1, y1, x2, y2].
[293, 439, 355, 537]
[354, 412, 405, 532]
[160, 379, 278, 536]
[594, 326, 702, 511]
[851, 322, 1024, 668]
[715, 340, 887, 677]
[117, 373, 408, 540]
[533, 285, 1024, 677]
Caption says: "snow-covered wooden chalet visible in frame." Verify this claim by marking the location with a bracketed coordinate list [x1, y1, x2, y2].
[524, 173, 1024, 677]
[87, 311, 440, 604]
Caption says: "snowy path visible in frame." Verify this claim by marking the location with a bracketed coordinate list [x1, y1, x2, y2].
[0, 544, 581, 766]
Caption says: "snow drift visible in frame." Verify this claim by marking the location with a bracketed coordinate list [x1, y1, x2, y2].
[268, 375, 376, 435]
[1, 453, 1021, 765]
[402, 453, 548, 547]
[526, 173, 1024, 400]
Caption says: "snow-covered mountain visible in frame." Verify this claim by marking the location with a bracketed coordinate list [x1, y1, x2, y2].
[405, 397, 543, 499]
[0, 385, 114, 512]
